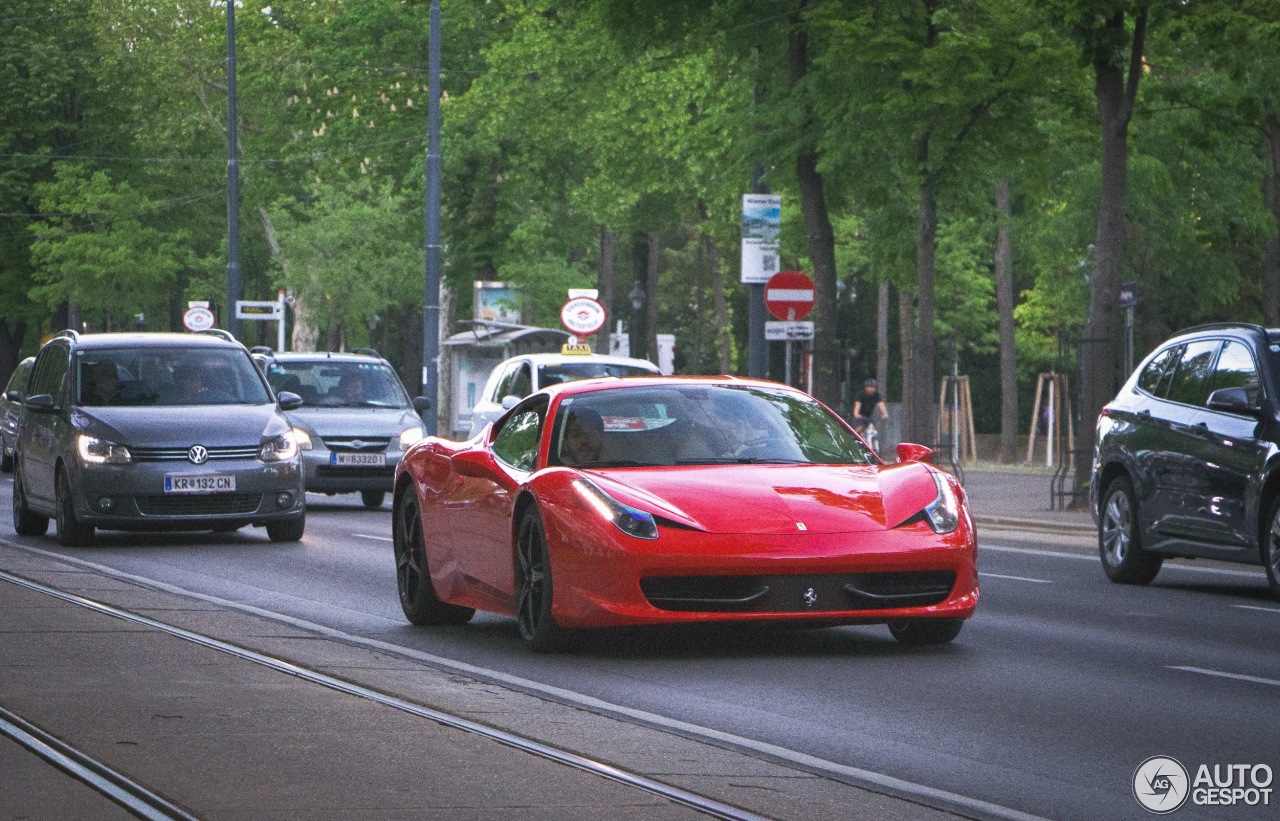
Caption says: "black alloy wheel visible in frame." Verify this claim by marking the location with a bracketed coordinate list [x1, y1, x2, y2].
[887, 618, 964, 646]
[1098, 475, 1162, 585]
[392, 486, 473, 626]
[361, 490, 385, 509]
[515, 506, 565, 652]
[11, 465, 49, 537]
[1264, 501, 1280, 600]
[56, 470, 95, 547]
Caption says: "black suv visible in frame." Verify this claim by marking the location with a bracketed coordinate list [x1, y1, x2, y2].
[1092, 323, 1280, 597]
[10, 330, 306, 546]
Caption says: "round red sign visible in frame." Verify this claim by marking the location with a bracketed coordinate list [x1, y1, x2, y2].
[560, 297, 606, 337]
[765, 271, 815, 320]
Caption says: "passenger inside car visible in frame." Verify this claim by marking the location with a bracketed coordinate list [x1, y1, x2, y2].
[83, 361, 122, 406]
[559, 408, 604, 465]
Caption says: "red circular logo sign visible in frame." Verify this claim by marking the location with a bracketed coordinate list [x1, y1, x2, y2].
[560, 297, 606, 336]
[765, 271, 815, 320]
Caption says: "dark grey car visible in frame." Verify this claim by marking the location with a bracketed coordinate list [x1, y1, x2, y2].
[1, 356, 35, 473]
[10, 330, 305, 546]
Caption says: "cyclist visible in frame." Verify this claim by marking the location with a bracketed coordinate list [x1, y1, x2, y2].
[853, 378, 888, 446]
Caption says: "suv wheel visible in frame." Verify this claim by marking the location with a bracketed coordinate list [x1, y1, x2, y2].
[56, 470, 95, 547]
[12, 466, 49, 537]
[1264, 502, 1280, 599]
[1099, 475, 1162, 585]
[266, 513, 305, 543]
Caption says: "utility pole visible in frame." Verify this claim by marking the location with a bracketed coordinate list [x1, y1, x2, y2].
[421, 0, 442, 435]
[225, 0, 241, 340]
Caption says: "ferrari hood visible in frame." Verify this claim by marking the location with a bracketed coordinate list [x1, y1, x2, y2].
[591, 461, 940, 535]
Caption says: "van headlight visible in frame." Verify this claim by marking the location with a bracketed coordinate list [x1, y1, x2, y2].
[78, 435, 132, 465]
[260, 432, 299, 462]
[292, 428, 313, 451]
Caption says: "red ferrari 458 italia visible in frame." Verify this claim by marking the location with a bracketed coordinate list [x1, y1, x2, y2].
[392, 376, 978, 651]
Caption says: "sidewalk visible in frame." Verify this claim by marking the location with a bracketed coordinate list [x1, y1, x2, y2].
[953, 463, 1094, 536]
[0, 542, 969, 821]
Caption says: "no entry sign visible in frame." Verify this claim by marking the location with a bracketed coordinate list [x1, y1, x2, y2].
[765, 271, 815, 320]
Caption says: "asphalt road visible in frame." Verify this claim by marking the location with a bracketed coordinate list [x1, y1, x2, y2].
[3, 479, 1279, 821]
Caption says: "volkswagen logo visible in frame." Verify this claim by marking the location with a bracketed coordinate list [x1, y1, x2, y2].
[803, 587, 818, 608]
[187, 445, 209, 464]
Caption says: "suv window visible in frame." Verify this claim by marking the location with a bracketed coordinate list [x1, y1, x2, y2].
[1137, 346, 1179, 396]
[30, 345, 70, 403]
[1208, 341, 1261, 405]
[508, 363, 532, 399]
[1166, 340, 1220, 407]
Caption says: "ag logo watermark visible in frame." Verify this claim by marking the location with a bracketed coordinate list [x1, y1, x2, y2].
[1133, 756, 1273, 814]
[1134, 756, 1189, 814]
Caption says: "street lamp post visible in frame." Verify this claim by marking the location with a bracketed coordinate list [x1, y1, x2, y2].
[628, 282, 645, 360]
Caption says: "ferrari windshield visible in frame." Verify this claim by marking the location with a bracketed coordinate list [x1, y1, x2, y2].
[552, 384, 875, 468]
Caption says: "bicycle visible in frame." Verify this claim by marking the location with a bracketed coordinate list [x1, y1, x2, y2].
[855, 418, 880, 455]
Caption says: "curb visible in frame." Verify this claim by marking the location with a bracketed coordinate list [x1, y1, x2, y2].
[973, 515, 1095, 536]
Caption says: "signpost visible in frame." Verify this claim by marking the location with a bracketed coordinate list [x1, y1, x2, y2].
[183, 303, 215, 333]
[235, 291, 288, 350]
[560, 293, 606, 354]
[764, 271, 815, 386]
[1119, 281, 1139, 375]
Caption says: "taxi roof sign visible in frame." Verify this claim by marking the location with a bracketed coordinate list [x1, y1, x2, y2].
[561, 343, 593, 356]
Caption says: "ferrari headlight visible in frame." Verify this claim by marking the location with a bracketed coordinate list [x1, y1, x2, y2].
[292, 427, 313, 451]
[77, 434, 132, 465]
[924, 471, 961, 534]
[399, 425, 425, 449]
[260, 432, 299, 462]
[572, 478, 658, 540]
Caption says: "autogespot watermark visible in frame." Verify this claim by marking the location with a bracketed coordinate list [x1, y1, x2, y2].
[1133, 756, 1274, 814]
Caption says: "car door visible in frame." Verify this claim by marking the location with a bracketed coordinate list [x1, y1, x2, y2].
[1188, 339, 1269, 551]
[447, 398, 546, 604]
[1146, 338, 1221, 544]
[18, 343, 72, 509]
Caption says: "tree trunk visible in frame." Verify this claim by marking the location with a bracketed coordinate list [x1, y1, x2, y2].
[907, 158, 938, 446]
[597, 226, 615, 344]
[630, 233, 647, 360]
[1074, 8, 1146, 507]
[787, 14, 840, 406]
[1264, 113, 1280, 325]
[995, 179, 1019, 463]
[646, 231, 660, 364]
[0, 319, 27, 386]
[898, 288, 916, 442]
[711, 239, 731, 373]
[876, 281, 890, 395]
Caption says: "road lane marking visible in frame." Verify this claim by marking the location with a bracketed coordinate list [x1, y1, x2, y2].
[981, 544, 1266, 579]
[979, 572, 1051, 584]
[0, 539, 1051, 821]
[1233, 604, 1280, 615]
[353, 533, 392, 542]
[1169, 666, 1280, 688]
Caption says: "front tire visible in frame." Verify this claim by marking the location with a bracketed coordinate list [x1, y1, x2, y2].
[12, 466, 49, 537]
[56, 470, 94, 547]
[515, 506, 566, 652]
[1263, 501, 1280, 600]
[361, 490, 385, 509]
[266, 513, 305, 542]
[393, 486, 473, 625]
[888, 618, 964, 646]
[1098, 476, 1162, 585]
